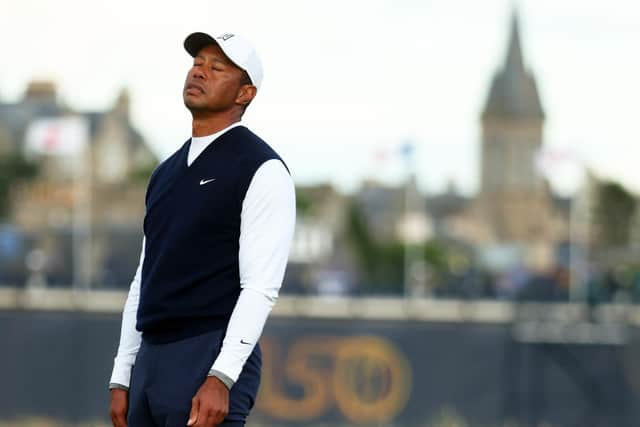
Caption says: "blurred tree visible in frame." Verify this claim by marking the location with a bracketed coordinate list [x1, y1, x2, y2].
[128, 163, 159, 183]
[424, 240, 449, 272]
[595, 181, 636, 248]
[294, 188, 313, 217]
[346, 202, 450, 295]
[0, 153, 39, 220]
[346, 202, 389, 289]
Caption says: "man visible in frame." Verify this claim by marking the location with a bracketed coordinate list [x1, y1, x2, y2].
[108, 32, 296, 427]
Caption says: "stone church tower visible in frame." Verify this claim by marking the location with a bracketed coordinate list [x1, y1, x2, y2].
[477, 12, 558, 246]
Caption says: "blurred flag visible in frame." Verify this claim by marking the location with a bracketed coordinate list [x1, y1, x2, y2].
[25, 116, 89, 156]
[534, 147, 579, 177]
[399, 140, 415, 161]
[373, 146, 390, 164]
[534, 146, 585, 194]
[369, 140, 418, 172]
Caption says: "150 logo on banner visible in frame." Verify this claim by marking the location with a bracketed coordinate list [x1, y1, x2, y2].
[257, 335, 412, 423]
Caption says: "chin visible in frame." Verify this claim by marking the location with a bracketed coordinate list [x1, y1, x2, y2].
[185, 103, 211, 117]
[184, 98, 201, 110]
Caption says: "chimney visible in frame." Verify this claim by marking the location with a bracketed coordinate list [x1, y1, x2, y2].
[114, 88, 130, 117]
[24, 80, 57, 102]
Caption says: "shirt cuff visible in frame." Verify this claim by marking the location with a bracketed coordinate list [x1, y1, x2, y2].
[109, 358, 135, 389]
[109, 383, 129, 391]
[210, 349, 244, 386]
[208, 369, 234, 390]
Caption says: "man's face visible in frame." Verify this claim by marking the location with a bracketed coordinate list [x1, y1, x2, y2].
[183, 44, 246, 114]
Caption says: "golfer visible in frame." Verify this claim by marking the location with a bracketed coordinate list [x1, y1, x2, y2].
[108, 31, 296, 427]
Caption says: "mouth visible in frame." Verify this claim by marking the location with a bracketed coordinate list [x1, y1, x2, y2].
[185, 82, 205, 95]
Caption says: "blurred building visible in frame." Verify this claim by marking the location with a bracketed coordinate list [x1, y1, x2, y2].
[292, 12, 574, 290]
[289, 183, 355, 294]
[0, 81, 158, 287]
[444, 13, 568, 270]
[352, 176, 432, 244]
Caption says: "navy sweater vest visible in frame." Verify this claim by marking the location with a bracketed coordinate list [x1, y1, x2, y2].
[137, 126, 286, 343]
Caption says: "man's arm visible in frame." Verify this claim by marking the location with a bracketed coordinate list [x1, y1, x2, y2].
[210, 159, 295, 385]
[109, 237, 145, 389]
[187, 159, 295, 426]
[109, 237, 145, 427]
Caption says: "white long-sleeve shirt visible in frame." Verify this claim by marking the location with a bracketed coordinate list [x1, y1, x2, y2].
[109, 123, 295, 389]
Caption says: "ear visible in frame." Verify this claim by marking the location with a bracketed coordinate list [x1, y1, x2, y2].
[236, 84, 257, 107]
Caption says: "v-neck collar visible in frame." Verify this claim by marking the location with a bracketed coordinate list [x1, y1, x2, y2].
[187, 122, 243, 168]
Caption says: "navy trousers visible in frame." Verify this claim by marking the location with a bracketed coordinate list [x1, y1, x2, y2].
[127, 329, 261, 427]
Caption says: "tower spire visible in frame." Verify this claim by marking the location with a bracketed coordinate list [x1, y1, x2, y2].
[505, 10, 524, 73]
[481, 6, 544, 119]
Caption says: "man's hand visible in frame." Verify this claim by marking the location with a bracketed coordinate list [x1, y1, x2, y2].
[109, 389, 129, 427]
[187, 376, 229, 427]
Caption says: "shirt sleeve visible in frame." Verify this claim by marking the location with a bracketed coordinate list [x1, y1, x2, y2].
[109, 237, 145, 389]
[209, 159, 296, 385]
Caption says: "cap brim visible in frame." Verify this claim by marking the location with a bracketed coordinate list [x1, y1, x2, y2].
[184, 32, 218, 57]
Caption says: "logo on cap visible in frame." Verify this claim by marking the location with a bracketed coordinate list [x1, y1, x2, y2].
[217, 34, 235, 42]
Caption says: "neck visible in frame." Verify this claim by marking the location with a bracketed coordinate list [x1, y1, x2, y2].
[191, 111, 240, 137]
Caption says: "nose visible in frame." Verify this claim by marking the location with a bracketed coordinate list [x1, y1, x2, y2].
[191, 65, 205, 80]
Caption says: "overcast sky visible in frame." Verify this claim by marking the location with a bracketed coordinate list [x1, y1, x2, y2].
[0, 0, 638, 196]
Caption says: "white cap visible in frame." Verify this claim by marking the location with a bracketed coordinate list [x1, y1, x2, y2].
[184, 32, 263, 90]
